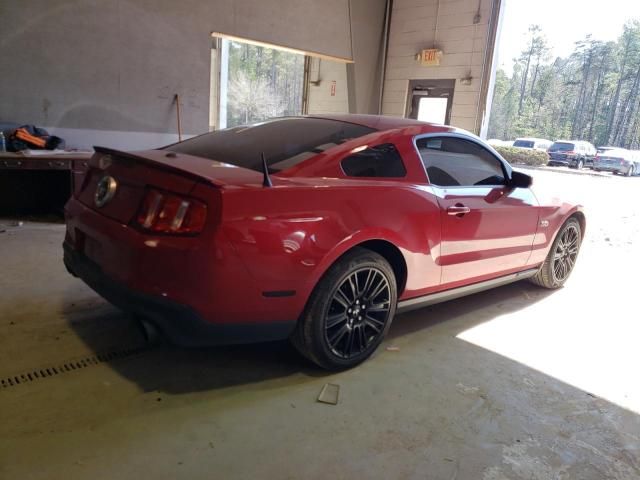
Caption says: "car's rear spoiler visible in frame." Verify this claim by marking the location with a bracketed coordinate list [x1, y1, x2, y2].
[92, 146, 264, 188]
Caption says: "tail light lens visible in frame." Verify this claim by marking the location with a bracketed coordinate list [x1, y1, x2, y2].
[135, 188, 207, 234]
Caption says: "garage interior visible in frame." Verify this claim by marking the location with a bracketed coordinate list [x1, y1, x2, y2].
[1, 1, 639, 479]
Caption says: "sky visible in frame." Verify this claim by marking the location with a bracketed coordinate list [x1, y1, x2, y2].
[497, 0, 640, 74]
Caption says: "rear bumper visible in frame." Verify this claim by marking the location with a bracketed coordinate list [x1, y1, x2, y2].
[594, 164, 625, 173]
[63, 243, 296, 346]
[548, 158, 570, 166]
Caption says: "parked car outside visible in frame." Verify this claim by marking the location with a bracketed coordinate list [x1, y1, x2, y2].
[487, 139, 513, 147]
[548, 140, 597, 169]
[596, 146, 617, 155]
[593, 148, 640, 176]
[63, 115, 585, 369]
[512, 137, 553, 152]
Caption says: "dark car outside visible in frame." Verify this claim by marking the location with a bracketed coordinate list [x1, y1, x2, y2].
[547, 140, 596, 169]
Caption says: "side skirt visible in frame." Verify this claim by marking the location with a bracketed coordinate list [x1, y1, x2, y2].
[396, 268, 539, 314]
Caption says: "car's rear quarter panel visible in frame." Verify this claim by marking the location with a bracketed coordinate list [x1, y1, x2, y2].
[220, 180, 443, 315]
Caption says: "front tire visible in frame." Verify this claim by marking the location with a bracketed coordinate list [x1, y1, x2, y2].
[291, 248, 397, 370]
[530, 217, 582, 289]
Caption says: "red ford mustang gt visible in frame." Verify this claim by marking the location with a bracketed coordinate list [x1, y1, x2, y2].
[63, 115, 584, 369]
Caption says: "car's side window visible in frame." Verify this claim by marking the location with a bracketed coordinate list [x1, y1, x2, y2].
[415, 136, 506, 187]
[341, 143, 407, 178]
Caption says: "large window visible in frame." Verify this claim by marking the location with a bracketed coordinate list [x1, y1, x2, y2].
[416, 137, 506, 187]
[212, 38, 305, 130]
[167, 118, 375, 172]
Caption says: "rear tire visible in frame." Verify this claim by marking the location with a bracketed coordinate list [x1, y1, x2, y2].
[291, 248, 397, 370]
[530, 217, 582, 289]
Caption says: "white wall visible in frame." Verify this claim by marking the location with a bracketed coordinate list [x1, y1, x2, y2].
[0, 0, 386, 150]
[306, 59, 350, 115]
[382, 0, 499, 133]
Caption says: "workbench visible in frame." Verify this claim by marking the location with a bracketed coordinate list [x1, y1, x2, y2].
[0, 151, 93, 216]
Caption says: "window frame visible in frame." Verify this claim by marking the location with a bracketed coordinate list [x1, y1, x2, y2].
[412, 132, 513, 188]
[339, 142, 408, 179]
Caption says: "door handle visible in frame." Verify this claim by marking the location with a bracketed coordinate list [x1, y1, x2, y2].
[447, 204, 471, 216]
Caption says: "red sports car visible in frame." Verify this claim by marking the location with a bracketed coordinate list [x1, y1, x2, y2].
[63, 115, 585, 369]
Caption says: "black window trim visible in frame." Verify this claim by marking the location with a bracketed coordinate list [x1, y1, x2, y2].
[339, 142, 408, 179]
[412, 132, 513, 188]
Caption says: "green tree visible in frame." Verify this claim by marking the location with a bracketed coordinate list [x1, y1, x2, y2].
[488, 21, 640, 149]
[225, 41, 304, 127]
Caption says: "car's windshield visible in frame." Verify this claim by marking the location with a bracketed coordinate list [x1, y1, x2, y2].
[513, 140, 535, 148]
[165, 117, 375, 172]
[549, 142, 575, 152]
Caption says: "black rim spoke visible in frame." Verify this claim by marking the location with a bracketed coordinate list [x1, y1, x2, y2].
[345, 328, 355, 355]
[357, 325, 367, 350]
[325, 267, 392, 359]
[368, 301, 389, 313]
[329, 324, 349, 345]
[364, 320, 382, 333]
[326, 312, 348, 329]
[334, 288, 352, 308]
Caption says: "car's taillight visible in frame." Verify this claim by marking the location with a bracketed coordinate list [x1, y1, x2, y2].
[135, 188, 207, 234]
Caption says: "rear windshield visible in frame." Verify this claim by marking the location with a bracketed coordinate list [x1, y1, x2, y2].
[165, 117, 375, 172]
[549, 142, 575, 152]
[513, 140, 534, 148]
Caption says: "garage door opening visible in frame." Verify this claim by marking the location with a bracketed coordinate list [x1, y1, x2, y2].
[487, 1, 640, 150]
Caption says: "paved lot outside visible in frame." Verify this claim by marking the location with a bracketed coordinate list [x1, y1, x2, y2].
[0, 170, 639, 479]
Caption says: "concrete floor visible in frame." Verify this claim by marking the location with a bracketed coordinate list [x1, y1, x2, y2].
[1, 170, 639, 479]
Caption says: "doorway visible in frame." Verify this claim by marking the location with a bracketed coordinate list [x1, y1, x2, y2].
[406, 79, 455, 125]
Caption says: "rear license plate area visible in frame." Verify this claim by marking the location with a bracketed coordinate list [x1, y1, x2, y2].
[75, 228, 101, 261]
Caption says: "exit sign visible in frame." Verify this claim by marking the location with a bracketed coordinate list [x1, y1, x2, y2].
[417, 49, 442, 66]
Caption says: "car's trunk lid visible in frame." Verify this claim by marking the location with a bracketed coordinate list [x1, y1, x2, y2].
[77, 147, 264, 224]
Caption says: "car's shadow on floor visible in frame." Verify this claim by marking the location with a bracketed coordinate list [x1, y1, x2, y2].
[63, 280, 554, 395]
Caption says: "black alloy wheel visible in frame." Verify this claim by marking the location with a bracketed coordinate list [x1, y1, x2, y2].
[530, 217, 582, 289]
[325, 267, 391, 359]
[291, 248, 397, 370]
[551, 223, 580, 283]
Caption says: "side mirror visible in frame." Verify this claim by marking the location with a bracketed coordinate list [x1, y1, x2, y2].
[510, 170, 533, 188]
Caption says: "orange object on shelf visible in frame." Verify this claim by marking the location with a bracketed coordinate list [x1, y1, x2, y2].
[14, 128, 47, 148]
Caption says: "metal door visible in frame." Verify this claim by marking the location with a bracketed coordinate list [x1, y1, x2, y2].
[406, 79, 455, 125]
